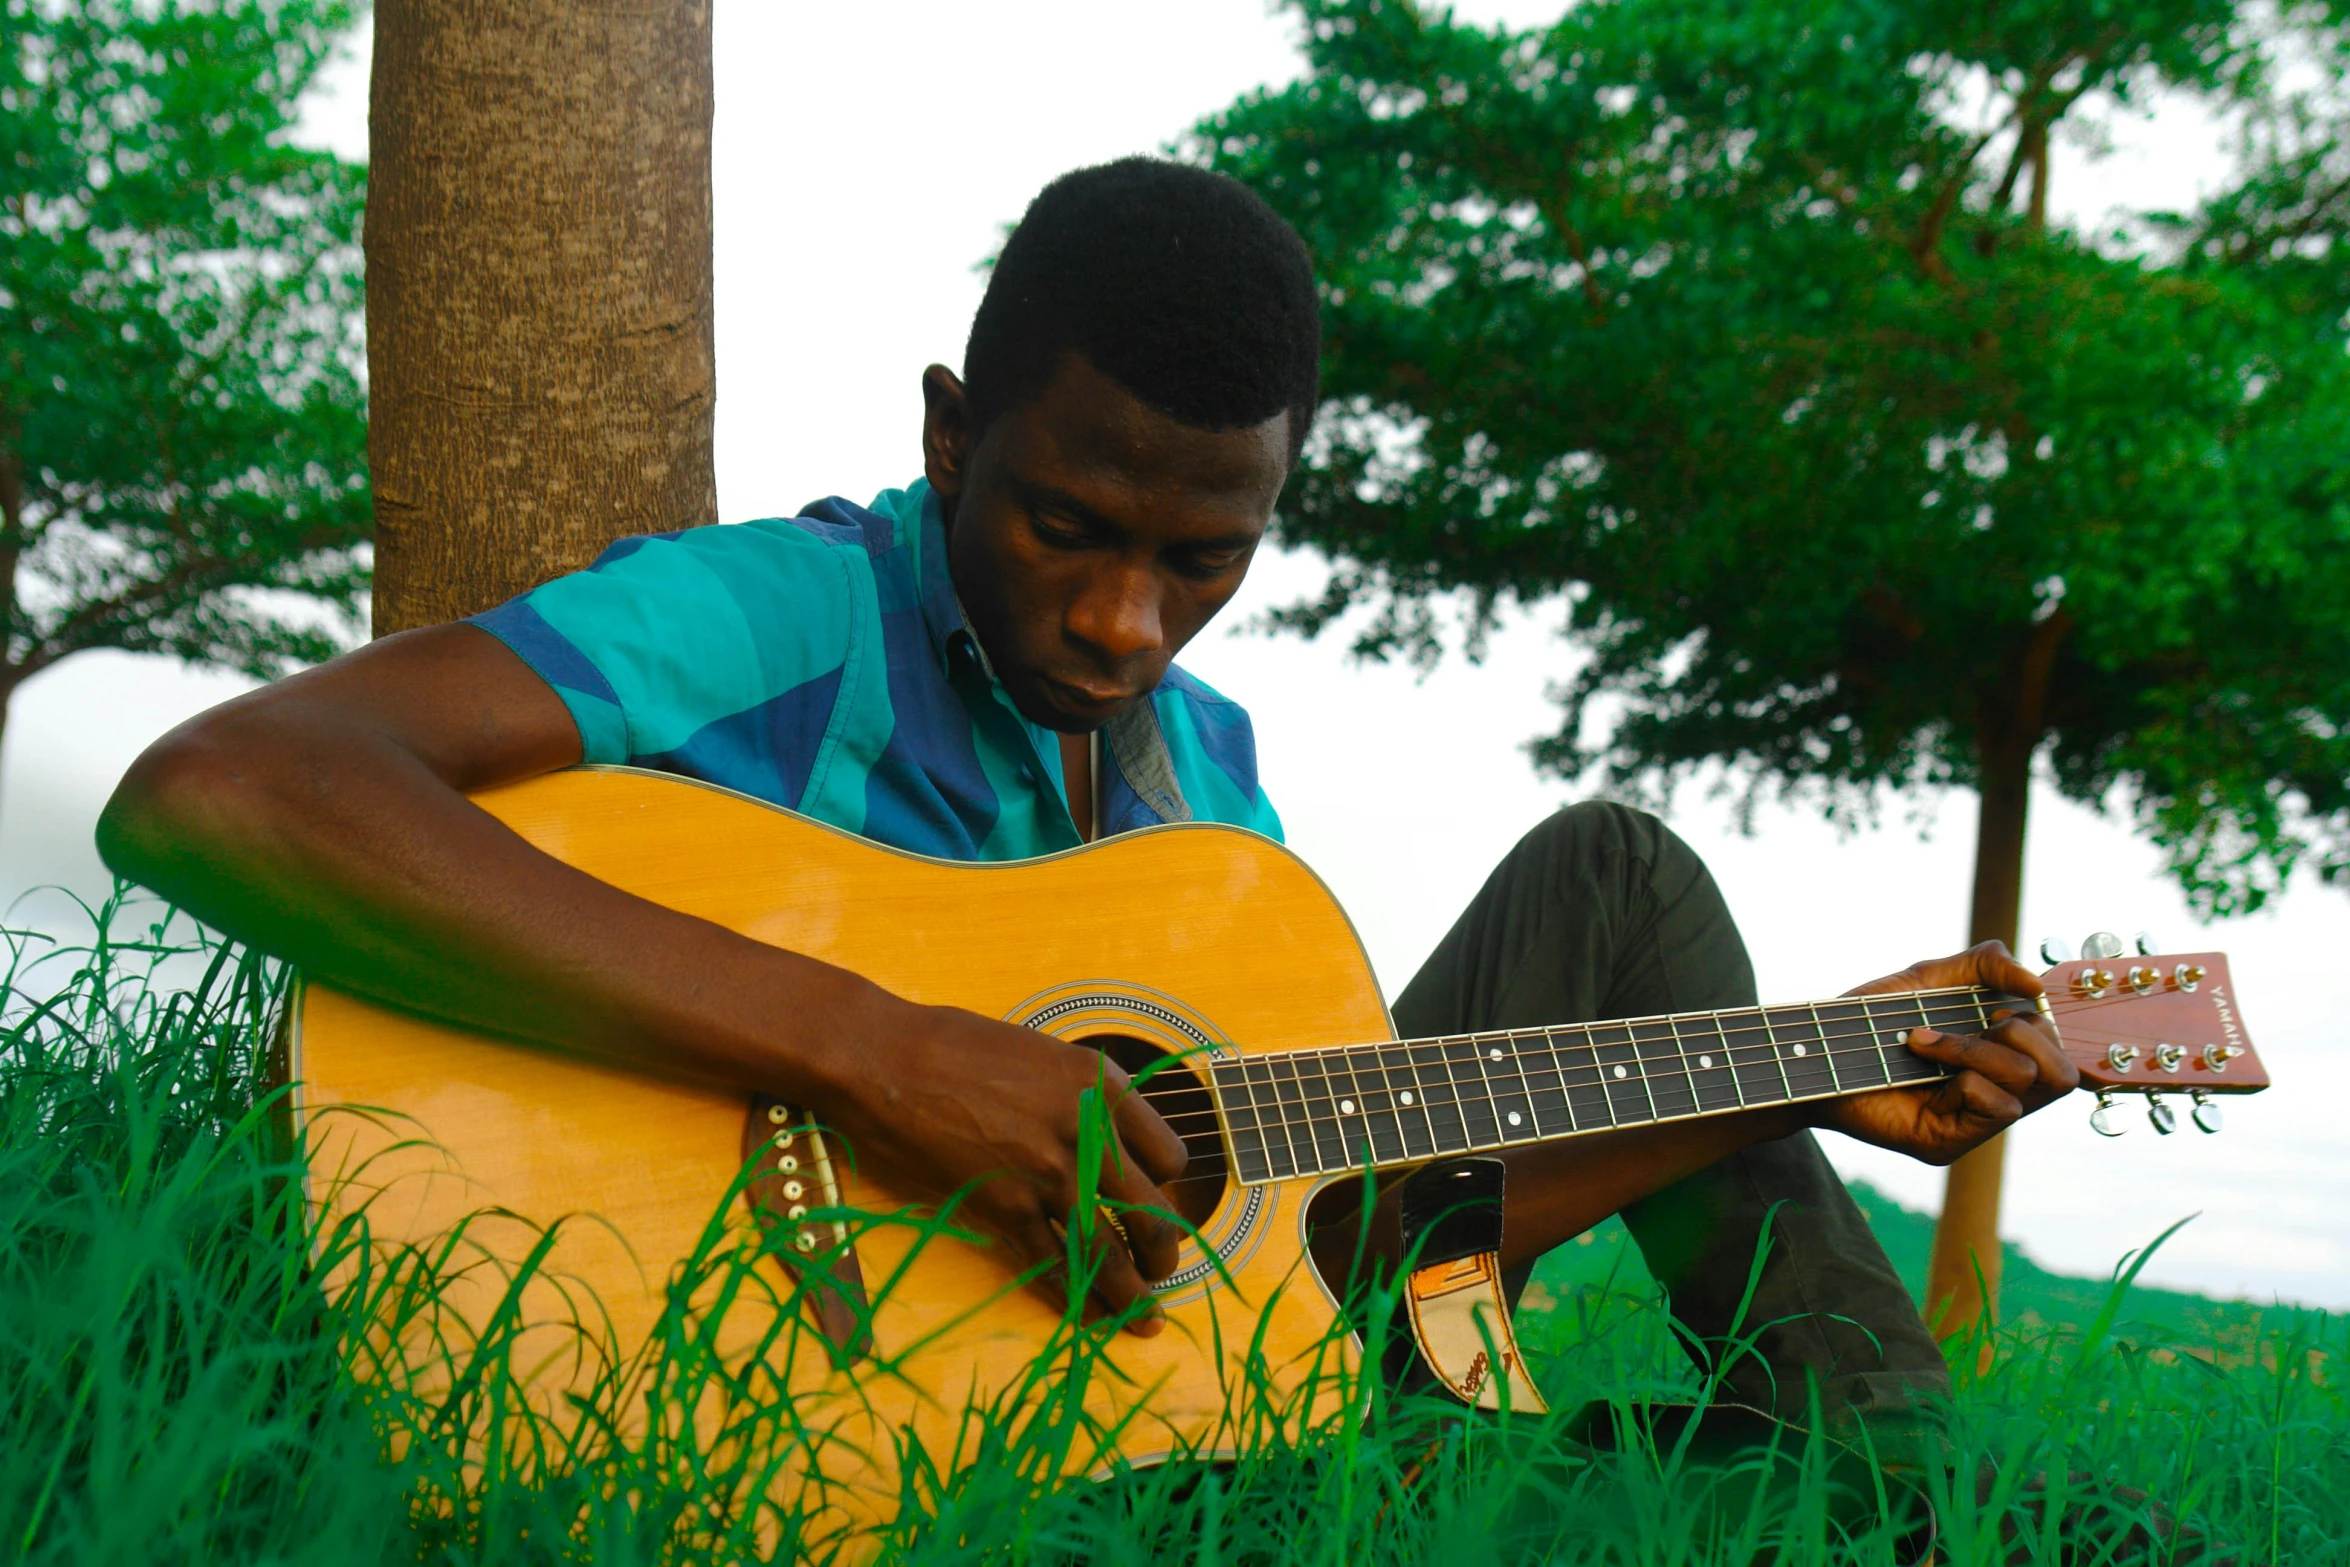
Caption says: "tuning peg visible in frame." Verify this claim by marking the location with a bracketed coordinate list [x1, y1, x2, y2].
[2147, 1093, 2178, 1135]
[2039, 936, 2074, 965]
[2081, 931, 2127, 961]
[2089, 1092, 2125, 1137]
[2191, 1090, 2223, 1134]
[2134, 931, 2160, 956]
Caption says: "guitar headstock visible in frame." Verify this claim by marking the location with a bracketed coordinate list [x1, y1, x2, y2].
[2035, 931, 2267, 1138]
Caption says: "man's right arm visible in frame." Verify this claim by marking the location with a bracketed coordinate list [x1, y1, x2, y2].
[95, 624, 1184, 1325]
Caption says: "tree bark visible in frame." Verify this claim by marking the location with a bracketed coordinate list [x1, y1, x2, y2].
[1925, 610, 2072, 1340]
[365, 0, 717, 636]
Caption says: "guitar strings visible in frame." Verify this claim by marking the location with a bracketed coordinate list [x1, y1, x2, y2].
[1122, 982, 2160, 1131]
[1127, 1012, 1991, 1137]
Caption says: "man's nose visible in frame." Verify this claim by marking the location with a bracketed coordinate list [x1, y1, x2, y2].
[1068, 559, 1164, 662]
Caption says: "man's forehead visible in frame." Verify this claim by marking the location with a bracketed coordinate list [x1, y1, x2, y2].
[997, 357, 1288, 527]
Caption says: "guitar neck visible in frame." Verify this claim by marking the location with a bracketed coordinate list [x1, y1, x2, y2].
[1206, 985, 2035, 1184]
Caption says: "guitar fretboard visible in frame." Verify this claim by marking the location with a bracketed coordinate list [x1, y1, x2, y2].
[1207, 986, 2025, 1184]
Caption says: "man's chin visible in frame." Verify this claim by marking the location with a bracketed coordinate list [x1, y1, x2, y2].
[1011, 674, 1132, 734]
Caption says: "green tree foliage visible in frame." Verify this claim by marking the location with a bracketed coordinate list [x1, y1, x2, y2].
[1, 0, 367, 748]
[1200, 0, 2350, 916]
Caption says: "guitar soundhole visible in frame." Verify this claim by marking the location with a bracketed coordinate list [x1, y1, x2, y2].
[1088, 1034, 1229, 1232]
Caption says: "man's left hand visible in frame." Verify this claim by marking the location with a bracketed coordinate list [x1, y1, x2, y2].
[1817, 940, 2080, 1164]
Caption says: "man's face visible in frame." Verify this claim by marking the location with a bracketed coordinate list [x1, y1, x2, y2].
[922, 354, 1289, 734]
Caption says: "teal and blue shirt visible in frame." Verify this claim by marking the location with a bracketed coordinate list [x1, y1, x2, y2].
[468, 480, 1281, 862]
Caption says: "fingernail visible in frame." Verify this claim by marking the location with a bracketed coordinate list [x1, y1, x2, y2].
[1127, 1311, 1165, 1339]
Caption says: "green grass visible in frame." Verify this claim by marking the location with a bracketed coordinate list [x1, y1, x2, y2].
[4, 895, 2344, 1565]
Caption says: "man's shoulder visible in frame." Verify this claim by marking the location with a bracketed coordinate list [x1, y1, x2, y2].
[1150, 664, 1268, 808]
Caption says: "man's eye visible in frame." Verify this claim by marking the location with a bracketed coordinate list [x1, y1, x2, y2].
[1176, 549, 1245, 579]
[1032, 513, 1092, 547]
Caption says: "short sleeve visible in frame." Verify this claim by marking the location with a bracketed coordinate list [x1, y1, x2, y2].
[466, 521, 867, 777]
[1153, 673, 1285, 843]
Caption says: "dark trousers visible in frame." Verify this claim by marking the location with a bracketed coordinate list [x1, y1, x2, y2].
[1390, 802, 1951, 1431]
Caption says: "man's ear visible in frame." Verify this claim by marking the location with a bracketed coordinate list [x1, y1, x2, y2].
[921, 365, 973, 514]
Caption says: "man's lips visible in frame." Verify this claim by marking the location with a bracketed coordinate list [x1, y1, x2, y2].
[1041, 676, 1134, 713]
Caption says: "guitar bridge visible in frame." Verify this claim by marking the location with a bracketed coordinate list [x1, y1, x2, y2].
[741, 1095, 870, 1363]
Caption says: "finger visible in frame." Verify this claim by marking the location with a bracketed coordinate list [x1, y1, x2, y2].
[1901, 1027, 2045, 1097]
[1096, 1147, 1185, 1285]
[1932, 1071, 2025, 1144]
[1110, 1076, 1190, 1187]
[1845, 939, 2043, 999]
[1980, 1012, 2078, 1099]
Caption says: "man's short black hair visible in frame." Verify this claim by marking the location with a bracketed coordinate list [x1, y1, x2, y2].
[964, 157, 1321, 463]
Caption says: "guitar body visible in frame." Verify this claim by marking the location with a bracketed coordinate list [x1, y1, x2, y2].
[292, 766, 1389, 1537]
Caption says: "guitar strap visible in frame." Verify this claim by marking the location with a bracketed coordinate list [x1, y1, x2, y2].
[1395, 1157, 1547, 1413]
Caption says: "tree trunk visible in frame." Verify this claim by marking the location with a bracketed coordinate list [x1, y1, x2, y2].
[1925, 610, 2071, 1340]
[365, 0, 717, 636]
[1924, 734, 2028, 1337]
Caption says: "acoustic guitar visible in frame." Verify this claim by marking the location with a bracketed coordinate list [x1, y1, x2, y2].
[291, 766, 2270, 1542]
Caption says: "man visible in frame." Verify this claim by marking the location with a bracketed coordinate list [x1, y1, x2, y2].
[97, 158, 2073, 1438]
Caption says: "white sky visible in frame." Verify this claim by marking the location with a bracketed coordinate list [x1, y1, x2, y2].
[25, 1, 2348, 1307]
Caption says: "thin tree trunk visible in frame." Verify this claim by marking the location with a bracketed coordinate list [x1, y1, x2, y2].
[1925, 610, 2072, 1340]
[365, 0, 717, 636]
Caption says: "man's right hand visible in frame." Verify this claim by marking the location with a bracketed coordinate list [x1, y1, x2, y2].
[821, 993, 1190, 1333]
[96, 622, 1186, 1331]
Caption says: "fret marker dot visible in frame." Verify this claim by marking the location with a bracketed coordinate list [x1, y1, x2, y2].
[1489, 1048, 1504, 1062]
[1339, 1099, 1356, 1115]
[1699, 1054, 1714, 1069]
[1508, 1111, 1524, 1128]
[1612, 1065, 1628, 1080]
[1399, 1091, 1415, 1106]
[1792, 1043, 1808, 1056]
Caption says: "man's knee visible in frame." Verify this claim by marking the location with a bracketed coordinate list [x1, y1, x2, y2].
[1504, 799, 1680, 887]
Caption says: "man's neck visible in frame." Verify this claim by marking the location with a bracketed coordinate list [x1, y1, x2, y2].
[1056, 731, 1096, 843]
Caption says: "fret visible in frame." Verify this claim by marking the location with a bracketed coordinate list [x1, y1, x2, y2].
[1281, 1050, 1348, 1174]
[1519, 1028, 1576, 1134]
[1588, 1024, 1654, 1125]
[1344, 1044, 1410, 1162]
[1882, 994, 1948, 1086]
[1764, 1006, 1836, 1098]
[1212, 1063, 1274, 1184]
[1406, 1038, 1472, 1153]
[1379, 1044, 1439, 1158]
[1724, 1007, 1790, 1106]
[1443, 1036, 1503, 1148]
[1804, 1005, 1842, 1090]
[1810, 999, 1886, 1091]
[1236, 1059, 1299, 1179]
[1631, 1021, 1697, 1120]
[1554, 1027, 1615, 1129]
[1679, 1014, 1746, 1113]
[1322, 1046, 1395, 1165]
[1266, 1056, 1320, 1176]
[1481, 1034, 1543, 1140]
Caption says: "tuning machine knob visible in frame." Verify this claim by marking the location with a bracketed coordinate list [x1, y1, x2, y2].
[2039, 936, 2075, 965]
[2147, 1093, 2178, 1136]
[2090, 1091, 2125, 1137]
[2134, 931, 2160, 956]
[2081, 931, 2128, 961]
[2190, 1090, 2223, 1134]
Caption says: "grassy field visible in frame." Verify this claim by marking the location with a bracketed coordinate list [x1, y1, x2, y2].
[5, 899, 2343, 1565]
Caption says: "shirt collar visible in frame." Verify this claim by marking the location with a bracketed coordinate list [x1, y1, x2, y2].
[885, 476, 1193, 828]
